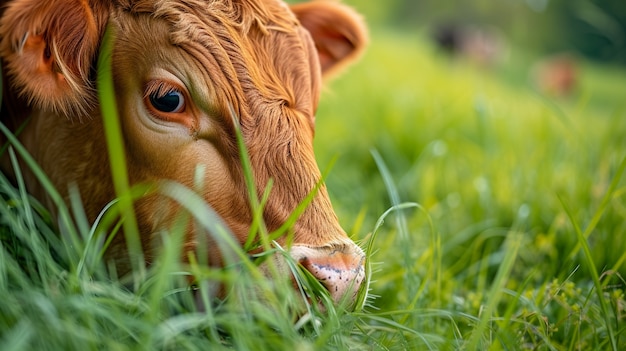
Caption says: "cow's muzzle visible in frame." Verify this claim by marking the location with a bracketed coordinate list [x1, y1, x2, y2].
[290, 241, 365, 306]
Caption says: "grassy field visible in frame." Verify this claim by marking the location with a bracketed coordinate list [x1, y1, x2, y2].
[2, 25, 626, 350]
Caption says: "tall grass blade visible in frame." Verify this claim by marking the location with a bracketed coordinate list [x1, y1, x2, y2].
[370, 149, 442, 309]
[466, 232, 522, 350]
[566, 156, 626, 263]
[371, 149, 409, 241]
[355, 202, 420, 312]
[96, 23, 144, 277]
[559, 195, 618, 351]
[228, 105, 269, 252]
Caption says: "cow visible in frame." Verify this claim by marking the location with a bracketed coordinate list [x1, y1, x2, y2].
[531, 54, 578, 97]
[432, 22, 506, 68]
[0, 0, 367, 306]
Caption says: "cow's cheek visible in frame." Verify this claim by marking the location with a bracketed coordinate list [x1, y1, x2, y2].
[122, 109, 249, 242]
[191, 143, 252, 245]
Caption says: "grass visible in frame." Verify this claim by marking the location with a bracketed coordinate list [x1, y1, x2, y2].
[2, 24, 626, 350]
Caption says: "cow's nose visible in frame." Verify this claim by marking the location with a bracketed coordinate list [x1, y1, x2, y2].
[291, 242, 365, 305]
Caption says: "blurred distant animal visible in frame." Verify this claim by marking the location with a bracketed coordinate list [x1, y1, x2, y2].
[0, 0, 367, 305]
[432, 22, 506, 67]
[531, 54, 578, 97]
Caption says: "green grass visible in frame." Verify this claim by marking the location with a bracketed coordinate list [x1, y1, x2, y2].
[2, 26, 626, 350]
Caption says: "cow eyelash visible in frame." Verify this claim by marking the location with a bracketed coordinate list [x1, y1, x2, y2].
[143, 80, 183, 100]
[144, 80, 187, 116]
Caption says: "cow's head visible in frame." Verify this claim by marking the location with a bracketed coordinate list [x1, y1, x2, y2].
[0, 0, 367, 305]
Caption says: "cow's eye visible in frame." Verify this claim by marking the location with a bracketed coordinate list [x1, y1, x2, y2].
[149, 90, 185, 113]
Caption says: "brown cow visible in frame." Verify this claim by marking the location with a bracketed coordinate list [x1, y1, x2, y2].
[0, 0, 367, 305]
[531, 54, 578, 97]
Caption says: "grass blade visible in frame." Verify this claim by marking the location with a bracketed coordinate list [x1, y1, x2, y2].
[96, 23, 144, 277]
[559, 194, 618, 351]
[466, 232, 522, 350]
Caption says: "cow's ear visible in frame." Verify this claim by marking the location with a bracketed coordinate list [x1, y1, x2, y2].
[0, 0, 109, 117]
[291, 1, 368, 78]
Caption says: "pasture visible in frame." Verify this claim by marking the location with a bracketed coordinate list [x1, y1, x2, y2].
[2, 21, 626, 351]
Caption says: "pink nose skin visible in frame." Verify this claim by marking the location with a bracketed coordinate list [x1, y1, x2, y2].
[291, 242, 366, 305]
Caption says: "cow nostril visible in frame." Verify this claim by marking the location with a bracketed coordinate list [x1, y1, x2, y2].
[296, 247, 365, 306]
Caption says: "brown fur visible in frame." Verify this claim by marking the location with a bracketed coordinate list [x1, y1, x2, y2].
[0, 0, 367, 295]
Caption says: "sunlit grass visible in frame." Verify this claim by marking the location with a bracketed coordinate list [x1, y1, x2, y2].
[315, 28, 626, 348]
[1, 26, 626, 350]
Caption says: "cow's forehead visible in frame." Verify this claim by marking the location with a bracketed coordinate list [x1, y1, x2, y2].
[116, 0, 298, 32]
[114, 0, 317, 124]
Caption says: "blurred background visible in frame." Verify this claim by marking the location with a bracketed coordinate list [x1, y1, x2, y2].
[347, 0, 626, 65]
